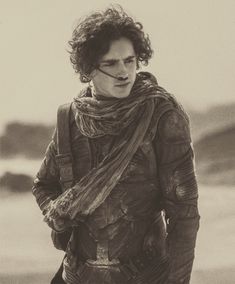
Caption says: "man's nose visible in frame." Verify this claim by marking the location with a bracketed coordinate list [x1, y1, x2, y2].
[116, 61, 128, 80]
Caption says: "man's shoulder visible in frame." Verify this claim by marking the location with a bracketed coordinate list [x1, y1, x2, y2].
[56, 101, 75, 126]
[155, 94, 191, 144]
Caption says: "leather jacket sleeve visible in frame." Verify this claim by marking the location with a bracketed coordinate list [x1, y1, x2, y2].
[154, 107, 200, 284]
[32, 136, 62, 213]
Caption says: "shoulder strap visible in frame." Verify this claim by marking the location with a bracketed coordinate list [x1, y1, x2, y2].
[55, 103, 74, 191]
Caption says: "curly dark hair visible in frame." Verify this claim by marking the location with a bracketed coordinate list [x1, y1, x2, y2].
[68, 6, 153, 83]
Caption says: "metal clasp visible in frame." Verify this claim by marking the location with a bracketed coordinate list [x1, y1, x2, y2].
[86, 240, 120, 268]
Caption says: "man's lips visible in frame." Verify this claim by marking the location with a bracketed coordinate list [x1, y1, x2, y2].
[115, 82, 130, 87]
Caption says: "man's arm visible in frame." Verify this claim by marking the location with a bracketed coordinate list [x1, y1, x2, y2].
[32, 138, 62, 212]
[155, 108, 200, 284]
[32, 136, 71, 233]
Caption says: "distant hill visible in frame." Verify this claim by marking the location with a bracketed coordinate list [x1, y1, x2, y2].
[188, 103, 235, 141]
[194, 125, 235, 185]
[0, 172, 33, 193]
[0, 122, 54, 159]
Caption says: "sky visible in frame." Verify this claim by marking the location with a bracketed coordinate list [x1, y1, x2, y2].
[0, 0, 235, 132]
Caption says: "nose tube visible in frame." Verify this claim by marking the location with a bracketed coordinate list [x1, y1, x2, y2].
[97, 68, 128, 81]
[117, 74, 128, 81]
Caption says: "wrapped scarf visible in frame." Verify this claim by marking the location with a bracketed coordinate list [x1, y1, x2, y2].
[44, 72, 176, 223]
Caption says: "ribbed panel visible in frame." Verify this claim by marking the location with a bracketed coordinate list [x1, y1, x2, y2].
[62, 258, 81, 284]
[176, 177, 198, 201]
[131, 256, 169, 284]
[173, 158, 195, 186]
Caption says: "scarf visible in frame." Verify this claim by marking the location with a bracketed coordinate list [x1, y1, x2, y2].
[44, 72, 176, 223]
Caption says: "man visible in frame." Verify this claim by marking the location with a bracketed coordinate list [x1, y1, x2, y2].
[32, 6, 199, 284]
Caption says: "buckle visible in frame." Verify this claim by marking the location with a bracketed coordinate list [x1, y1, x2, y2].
[86, 240, 120, 268]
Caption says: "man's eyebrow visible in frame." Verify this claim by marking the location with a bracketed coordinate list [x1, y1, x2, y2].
[124, 55, 136, 61]
[100, 55, 136, 64]
[100, 59, 118, 64]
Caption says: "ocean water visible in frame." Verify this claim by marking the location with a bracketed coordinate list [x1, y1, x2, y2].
[0, 158, 42, 177]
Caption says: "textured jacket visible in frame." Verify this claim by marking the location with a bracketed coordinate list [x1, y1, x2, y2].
[32, 97, 200, 284]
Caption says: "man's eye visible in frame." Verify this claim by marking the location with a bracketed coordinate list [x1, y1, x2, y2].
[125, 59, 135, 64]
[102, 62, 115, 67]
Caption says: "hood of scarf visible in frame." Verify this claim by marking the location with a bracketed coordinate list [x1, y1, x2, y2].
[72, 72, 166, 138]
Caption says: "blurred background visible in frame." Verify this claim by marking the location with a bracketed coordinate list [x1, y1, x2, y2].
[0, 0, 234, 283]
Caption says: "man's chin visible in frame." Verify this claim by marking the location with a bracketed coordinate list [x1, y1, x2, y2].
[113, 93, 130, 99]
[112, 89, 132, 99]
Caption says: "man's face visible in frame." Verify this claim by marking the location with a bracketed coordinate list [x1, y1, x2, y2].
[91, 37, 137, 99]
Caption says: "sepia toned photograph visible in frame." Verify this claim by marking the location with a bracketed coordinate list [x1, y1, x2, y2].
[0, 1, 234, 283]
